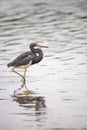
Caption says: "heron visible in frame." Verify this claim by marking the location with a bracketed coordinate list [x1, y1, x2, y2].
[7, 43, 48, 87]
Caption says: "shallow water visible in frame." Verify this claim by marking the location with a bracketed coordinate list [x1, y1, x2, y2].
[0, 0, 87, 129]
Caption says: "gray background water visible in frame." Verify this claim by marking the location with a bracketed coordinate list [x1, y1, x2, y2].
[0, 0, 87, 129]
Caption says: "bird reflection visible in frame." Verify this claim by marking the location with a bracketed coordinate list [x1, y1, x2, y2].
[12, 88, 46, 111]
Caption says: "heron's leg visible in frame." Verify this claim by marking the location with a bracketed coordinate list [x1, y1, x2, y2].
[24, 68, 27, 79]
[12, 67, 27, 88]
[12, 67, 24, 79]
[21, 68, 27, 88]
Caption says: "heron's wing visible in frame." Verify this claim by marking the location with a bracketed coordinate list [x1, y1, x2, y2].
[12, 51, 32, 62]
[7, 51, 34, 67]
[14, 55, 33, 67]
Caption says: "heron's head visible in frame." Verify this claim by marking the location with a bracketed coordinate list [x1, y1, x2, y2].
[30, 42, 48, 49]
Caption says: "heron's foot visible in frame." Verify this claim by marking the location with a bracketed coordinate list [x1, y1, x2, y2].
[21, 77, 26, 82]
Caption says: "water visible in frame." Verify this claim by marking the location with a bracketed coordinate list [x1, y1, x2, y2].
[0, 0, 87, 129]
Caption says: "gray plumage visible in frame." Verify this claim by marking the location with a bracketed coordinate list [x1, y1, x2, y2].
[7, 43, 47, 68]
[7, 51, 34, 67]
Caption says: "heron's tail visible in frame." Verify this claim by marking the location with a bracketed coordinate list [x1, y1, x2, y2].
[7, 63, 12, 68]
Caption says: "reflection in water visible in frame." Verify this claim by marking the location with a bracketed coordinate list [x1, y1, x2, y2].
[11, 88, 47, 128]
[12, 88, 46, 111]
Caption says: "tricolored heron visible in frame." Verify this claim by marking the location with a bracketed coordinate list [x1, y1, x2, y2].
[7, 43, 48, 87]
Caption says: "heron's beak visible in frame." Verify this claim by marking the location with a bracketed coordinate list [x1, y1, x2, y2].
[37, 44, 48, 48]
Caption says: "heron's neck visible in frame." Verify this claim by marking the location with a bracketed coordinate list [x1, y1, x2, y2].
[35, 49, 43, 57]
[32, 48, 43, 63]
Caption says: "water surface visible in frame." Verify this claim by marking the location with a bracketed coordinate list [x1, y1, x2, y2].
[0, 0, 87, 129]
